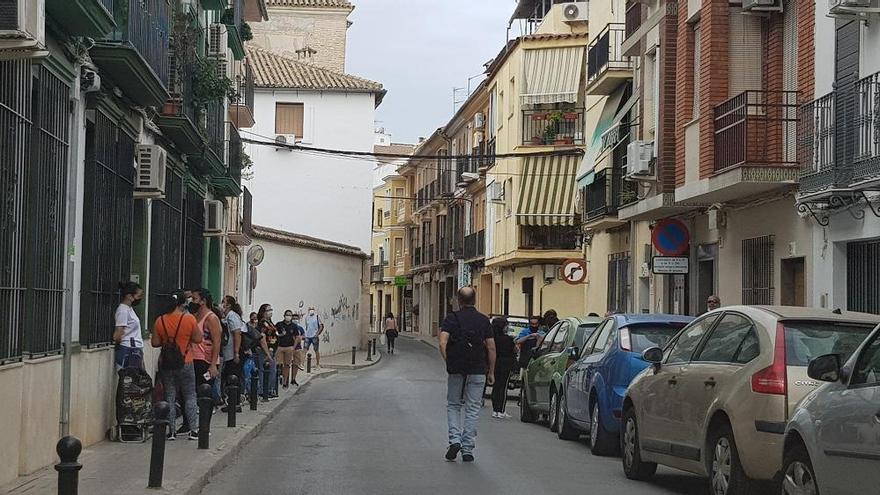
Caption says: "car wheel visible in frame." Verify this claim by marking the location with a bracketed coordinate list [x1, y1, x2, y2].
[782, 442, 819, 495]
[708, 423, 752, 495]
[621, 407, 657, 480]
[519, 384, 536, 423]
[549, 390, 560, 432]
[557, 392, 580, 441]
[590, 400, 618, 456]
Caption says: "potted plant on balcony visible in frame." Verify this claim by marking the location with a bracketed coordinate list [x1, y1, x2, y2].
[543, 125, 557, 145]
[619, 189, 638, 205]
[563, 109, 580, 121]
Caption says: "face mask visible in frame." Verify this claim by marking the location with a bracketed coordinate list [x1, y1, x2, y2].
[131, 298, 142, 307]
[189, 302, 201, 313]
[309, 310, 315, 316]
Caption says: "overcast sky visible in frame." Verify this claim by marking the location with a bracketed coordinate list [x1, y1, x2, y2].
[346, 0, 522, 144]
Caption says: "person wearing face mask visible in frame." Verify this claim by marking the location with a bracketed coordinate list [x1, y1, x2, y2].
[220, 296, 245, 412]
[515, 316, 546, 374]
[114, 281, 145, 370]
[256, 304, 279, 400]
[190, 289, 223, 391]
[303, 307, 324, 368]
[275, 310, 304, 389]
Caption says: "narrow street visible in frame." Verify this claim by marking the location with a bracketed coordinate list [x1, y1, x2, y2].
[203, 337, 707, 495]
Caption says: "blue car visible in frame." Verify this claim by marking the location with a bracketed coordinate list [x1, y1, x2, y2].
[556, 313, 694, 455]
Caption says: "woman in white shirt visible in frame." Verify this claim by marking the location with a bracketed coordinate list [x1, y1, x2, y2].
[114, 281, 144, 369]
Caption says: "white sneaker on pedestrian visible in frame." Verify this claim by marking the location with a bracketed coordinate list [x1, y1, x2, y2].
[491, 412, 500, 419]
[501, 412, 512, 418]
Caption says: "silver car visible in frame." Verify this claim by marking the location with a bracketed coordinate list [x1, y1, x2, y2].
[782, 322, 880, 495]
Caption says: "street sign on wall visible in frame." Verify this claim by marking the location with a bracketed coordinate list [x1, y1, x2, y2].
[652, 256, 689, 274]
[561, 259, 587, 285]
[651, 219, 690, 256]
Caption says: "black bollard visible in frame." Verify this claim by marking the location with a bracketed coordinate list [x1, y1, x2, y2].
[366, 340, 372, 361]
[197, 383, 213, 450]
[351, 346, 356, 365]
[372, 338, 377, 355]
[148, 401, 170, 488]
[55, 435, 82, 495]
[226, 375, 239, 427]
[261, 359, 269, 402]
[307, 353, 312, 373]
[249, 367, 258, 411]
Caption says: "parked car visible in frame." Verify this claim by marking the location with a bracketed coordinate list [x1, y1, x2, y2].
[621, 306, 879, 495]
[557, 313, 694, 453]
[782, 322, 880, 495]
[519, 316, 602, 425]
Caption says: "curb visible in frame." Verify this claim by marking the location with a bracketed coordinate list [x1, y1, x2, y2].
[183, 369, 337, 495]
[322, 349, 382, 370]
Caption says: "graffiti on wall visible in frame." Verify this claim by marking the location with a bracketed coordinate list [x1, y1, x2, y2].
[298, 293, 359, 344]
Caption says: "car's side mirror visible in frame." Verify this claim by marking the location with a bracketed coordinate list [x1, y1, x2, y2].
[567, 346, 579, 361]
[808, 353, 842, 382]
[642, 347, 663, 371]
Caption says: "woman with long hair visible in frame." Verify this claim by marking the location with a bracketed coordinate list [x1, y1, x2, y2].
[256, 303, 279, 400]
[114, 281, 144, 370]
[189, 288, 223, 395]
[150, 291, 202, 440]
[384, 311, 399, 354]
[490, 317, 517, 419]
[220, 295, 245, 411]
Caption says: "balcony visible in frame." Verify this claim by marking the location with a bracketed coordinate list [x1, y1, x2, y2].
[46, 0, 115, 38]
[482, 137, 496, 172]
[582, 167, 637, 230]
[464, 230, 485, 260]
[412, 246, 422, 267]
[623, 2, 643, 54]
[519, 226, 579, 250]
[797, 91, 843, 197]
[851, 71, 880, 188]
[211, 124, 243, 197]
[222, 0, 247, 60]
[427, 243, 436, 265]
[370, 265, 385, 284]
[586, 23, 632, 96]
[438, 238, 452, 262]
[439, 160, 455, 197]
[522, 108, 585, 146]
[229, 60, 255, 128]
[676, 90, 800, 204]
[90, 0, 170, 107]
[155, 48, 204, 155]
[226, 187, 252, 246]
[456, 155, 477, 187]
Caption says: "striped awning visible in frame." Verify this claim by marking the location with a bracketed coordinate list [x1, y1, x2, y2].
[520, 46, 585, 105]
[516, 155, 579, 226]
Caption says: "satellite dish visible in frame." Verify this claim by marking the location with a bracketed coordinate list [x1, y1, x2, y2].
[246, 245, 265, 266]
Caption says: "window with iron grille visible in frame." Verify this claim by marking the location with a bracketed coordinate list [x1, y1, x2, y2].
[847, 240, 880, 315]
[149, 170, 185, 325]
[80, 111, 136, 346]
[184, 186, 205, 290]
[0, 62, 70, 362]
[742, 235, 775, 305]
[607, 252, 631, 313]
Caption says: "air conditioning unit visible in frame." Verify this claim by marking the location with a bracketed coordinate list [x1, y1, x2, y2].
[0, 0, 47, 60]
[488, 181, 504, 202]
[204, 200, 225, 233]
[474, 112, 485, 129]
[829, 0, 880, 13]
[213, 57, 231, 80]
[207, 24, 228, 57]
[561, 2, 589, 22]
[742, 0, 783, 11]
[275, 134, 296, 146]
[626, 141, 653, 176]
[134, 145, 167, 196]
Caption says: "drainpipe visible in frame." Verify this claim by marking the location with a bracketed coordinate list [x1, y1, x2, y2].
[539, 274, 552, 316]
[629, 220, 637, 313]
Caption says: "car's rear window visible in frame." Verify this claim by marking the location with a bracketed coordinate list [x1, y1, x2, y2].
[627, 323, 689, 353]
[784, 321, 875, 366]
[575, 323, 599, 348]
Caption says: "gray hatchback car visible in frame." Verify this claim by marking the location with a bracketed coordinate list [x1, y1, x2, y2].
[782, 322, 880, 495]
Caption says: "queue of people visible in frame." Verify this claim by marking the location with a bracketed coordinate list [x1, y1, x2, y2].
[112, 281, 319, 440]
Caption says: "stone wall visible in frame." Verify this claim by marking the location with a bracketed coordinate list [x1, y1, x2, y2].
[250, 7, 350, 72]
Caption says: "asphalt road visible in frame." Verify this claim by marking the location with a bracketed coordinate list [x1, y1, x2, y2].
[203, 337, 712, 495]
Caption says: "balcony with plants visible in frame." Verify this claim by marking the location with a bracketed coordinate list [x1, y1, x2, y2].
[522, 107, 585, 146]
[156, 13, 205, 155]
[519, 226, 579, 251]
[228, 60, 255, 128]
[221, 0, 252, 61]
[586, 23, 632, 96]
[46, 0, 115, 38]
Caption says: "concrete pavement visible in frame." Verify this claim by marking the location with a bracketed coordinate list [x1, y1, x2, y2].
[202, 338, 715, 495]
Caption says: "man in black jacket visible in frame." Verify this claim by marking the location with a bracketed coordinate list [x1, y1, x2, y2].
[439, 287, 496, 463]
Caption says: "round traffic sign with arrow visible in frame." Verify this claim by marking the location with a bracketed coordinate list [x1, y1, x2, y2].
[561, 259, 587, 285]
[652, 219, 690, 256]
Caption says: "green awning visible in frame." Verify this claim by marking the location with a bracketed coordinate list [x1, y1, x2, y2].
[576, 89, 624, 183]
[516, 155, 579, 226]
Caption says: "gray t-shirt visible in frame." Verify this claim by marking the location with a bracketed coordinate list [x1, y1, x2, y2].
[222, 311, 245, 362]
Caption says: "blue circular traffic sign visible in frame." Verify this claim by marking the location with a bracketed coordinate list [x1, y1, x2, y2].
[652, 219, 690, 256]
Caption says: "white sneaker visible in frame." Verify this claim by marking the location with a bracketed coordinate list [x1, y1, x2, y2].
[501, 412, 512, 418]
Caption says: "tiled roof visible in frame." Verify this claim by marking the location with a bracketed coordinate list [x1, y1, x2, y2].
[265, 0, 352, 8]
[374, 144, 416, 156]
[247, 47, 385, 104]
[252, 225, 368, 259]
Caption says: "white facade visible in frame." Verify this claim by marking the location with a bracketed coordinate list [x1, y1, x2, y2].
[245, 89, 377, 252]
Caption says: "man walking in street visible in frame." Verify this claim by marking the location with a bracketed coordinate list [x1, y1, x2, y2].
[439, 287, 496, 463]
[276, 310, 304, 388]
[303, 307, 324, 368]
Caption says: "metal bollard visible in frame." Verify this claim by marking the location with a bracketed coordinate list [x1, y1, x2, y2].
[249, 367, 258, 411]
[197, 383, 213, 450]
[55, 435, 82, 495]
[261, 360, 269, 402]
[148, 401, 170, 488]
[372, 338, 377, 355]
[226, 375, 239, 427]
[351, 346, 356, 365]
[307, 353, 312, 374]
[366, 340, 372, 361]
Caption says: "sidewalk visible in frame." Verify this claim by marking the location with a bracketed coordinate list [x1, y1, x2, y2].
[397, 331, 439, 350]
[3, 367, 336, 495]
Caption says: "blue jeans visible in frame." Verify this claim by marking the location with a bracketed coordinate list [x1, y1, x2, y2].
[161, 362, 199, 433]
[446, 374, 486, 455]
[114, 346, 144, 371]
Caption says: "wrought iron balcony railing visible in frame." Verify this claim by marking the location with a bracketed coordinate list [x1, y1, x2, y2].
[587, 23, 631, 87]
[520, 226, 579, 250]
[713, 90, 799, 172]
[523, 108, 585, 146]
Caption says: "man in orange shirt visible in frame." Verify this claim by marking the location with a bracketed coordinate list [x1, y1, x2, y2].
[152, 291, 202, 441]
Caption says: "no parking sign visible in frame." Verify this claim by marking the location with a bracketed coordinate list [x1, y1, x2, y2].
[651, 219, 690, 256]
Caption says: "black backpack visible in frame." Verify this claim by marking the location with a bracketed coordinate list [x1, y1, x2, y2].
[447, 311, 487, 372]
[158, 315, 185, 372]
[219, 316, 230, 348]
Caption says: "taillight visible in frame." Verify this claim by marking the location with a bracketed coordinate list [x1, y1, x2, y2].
[751, 323, 787, 395]
[619, 328, 631, 352]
